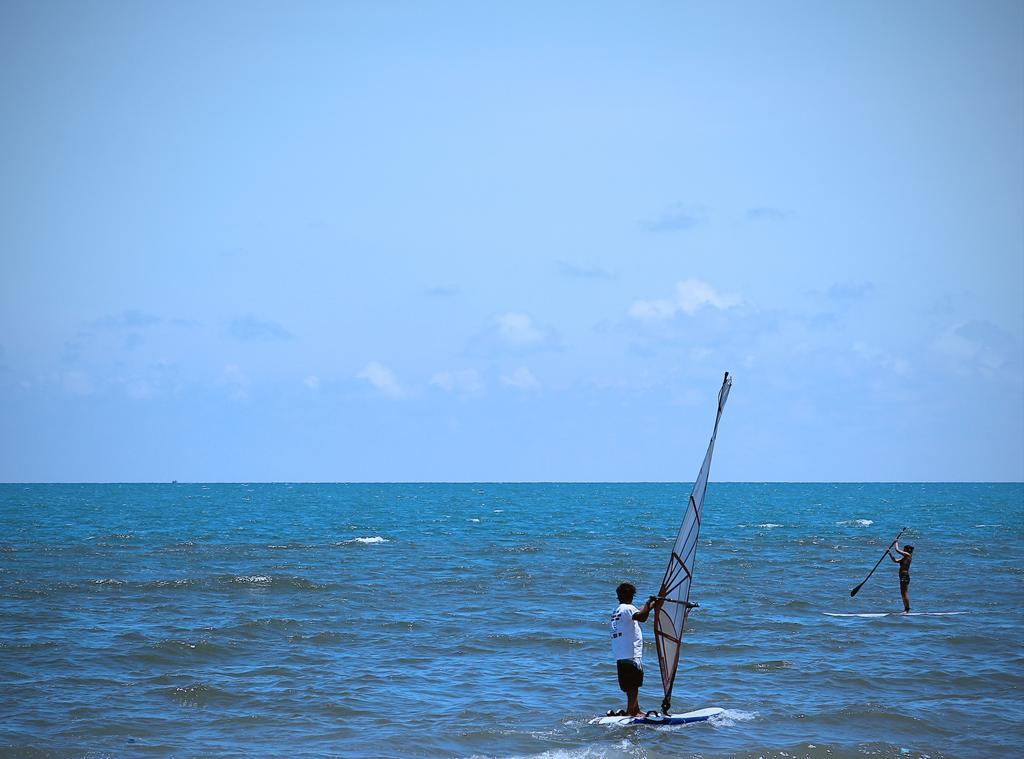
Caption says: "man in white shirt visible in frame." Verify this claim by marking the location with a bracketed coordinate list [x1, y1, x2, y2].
[609, 582, 659, 717]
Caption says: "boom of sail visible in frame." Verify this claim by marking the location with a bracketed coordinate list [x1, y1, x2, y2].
[653, 371, 732, 714]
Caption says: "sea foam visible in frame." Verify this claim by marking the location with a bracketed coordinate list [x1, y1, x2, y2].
[233, 575, 271, 584]
[710, 708, 758, 727]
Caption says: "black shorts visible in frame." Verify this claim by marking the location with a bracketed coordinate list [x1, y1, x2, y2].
[900, 573, 910, 590]
[616, 659, 643, 692]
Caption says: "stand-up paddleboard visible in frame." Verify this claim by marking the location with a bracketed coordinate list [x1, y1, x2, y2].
[824, 611, 967, 618]
[593, 374, 732, 727]
[591, 707, 724, 726]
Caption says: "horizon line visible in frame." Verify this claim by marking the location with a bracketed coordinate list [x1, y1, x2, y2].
[1, 480, 1021, 486]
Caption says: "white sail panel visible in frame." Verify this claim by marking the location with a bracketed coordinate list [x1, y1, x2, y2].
[653, 372, 731, 714]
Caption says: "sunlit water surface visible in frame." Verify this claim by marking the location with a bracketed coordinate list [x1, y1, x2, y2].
[1, 483, 1021, 758]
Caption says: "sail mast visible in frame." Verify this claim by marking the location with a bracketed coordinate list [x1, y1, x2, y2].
[653, 371, 732, 714]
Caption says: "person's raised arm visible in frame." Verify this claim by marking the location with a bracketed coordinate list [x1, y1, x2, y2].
[632, 595, 660, 623]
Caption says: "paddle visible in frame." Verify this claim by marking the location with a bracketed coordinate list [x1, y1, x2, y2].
[850, 527, 908, 597]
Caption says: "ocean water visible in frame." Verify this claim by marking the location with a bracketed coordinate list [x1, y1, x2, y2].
[1, 483, 1021, 759]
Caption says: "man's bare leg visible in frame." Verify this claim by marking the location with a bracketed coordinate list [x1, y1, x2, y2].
[901, 586, 911, 613]
[626, 688, 642, 717]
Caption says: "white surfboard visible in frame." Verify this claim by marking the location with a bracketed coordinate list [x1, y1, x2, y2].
[590, 707, 724, 726]
[823, 611, 967, 618]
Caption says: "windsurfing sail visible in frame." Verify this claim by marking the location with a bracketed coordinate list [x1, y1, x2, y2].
[653, 371, 732, 714]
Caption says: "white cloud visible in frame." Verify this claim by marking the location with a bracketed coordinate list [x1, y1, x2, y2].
[676, 280, 740, 314]
[358, 361, 404, 398]
[303, 375, 320, 390]
[228, 315, 292, 341]
[852, 342, 911, 376]
[501, 366, 540, 390]
[933, 321, 1016, 376]
[467, 312, 560, 357]
[629, 279, 740, 322]
[497, 313, 544, 346]
[628, 298, 678, 321]
[431, 369, 482, 396]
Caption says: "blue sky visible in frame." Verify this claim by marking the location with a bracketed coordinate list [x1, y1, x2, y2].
[1, 1, 1021, 482]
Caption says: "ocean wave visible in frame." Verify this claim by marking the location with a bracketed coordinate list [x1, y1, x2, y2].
[819, 705, 933, 731]
[152, 578, 196, 588]
[289, 631, 346, 644]
[0, 639, 57, 651]
[484, 633, 587, 650]
[321, 700, 375, 718]
[164, 682, 234, 706]
[232, 575, 272, 584]
[89, 533, 135, 542]
[710, 708, 757, 727]
[837, 519, 874, 526]
[155, 541, 198, 554]
[745, 659, 793, 672]
[223, 574, 324, 590]
[207, 617, 302, 636]
[759, 523, 783, 529]
[338, 536, 389, 545]
[501, 745, 638, 759]
[379, 618, 426, 633]
[144, 638, 232, 662]
[86, 577, 197, 591]
[497, 566, 534, 582]
[498, 544, 541, 554]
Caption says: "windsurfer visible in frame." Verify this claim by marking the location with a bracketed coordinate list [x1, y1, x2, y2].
[609, 582, 661, 717]
[598, 373, 729, 725]
[887, 542, 914, 613]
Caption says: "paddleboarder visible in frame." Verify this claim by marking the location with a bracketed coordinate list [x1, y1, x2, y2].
[887, 541, 914, 613]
